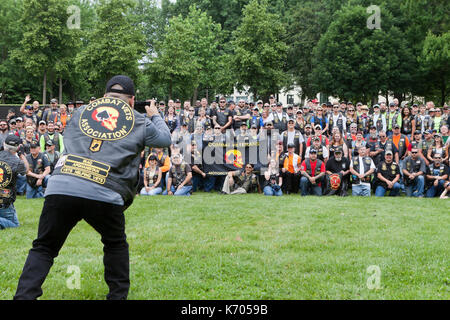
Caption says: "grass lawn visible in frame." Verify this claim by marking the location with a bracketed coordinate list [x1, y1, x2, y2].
[0, 193, 449, 300]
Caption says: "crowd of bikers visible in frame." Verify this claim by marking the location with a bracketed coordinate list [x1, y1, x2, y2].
[2, 95, 450, 200]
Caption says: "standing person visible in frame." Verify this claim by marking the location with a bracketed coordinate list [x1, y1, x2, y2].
[281, 119, 304, 156]
[0, 120, 10, 145]
[14, 75, 172, 300]
[401, 107, 415, 138]
[369, 104, 387, 134]
[0, 136, 28, 230]
[282, 143, 302, 194]
[42, 98, 61, 124]
[43, 140, 60, 175]
[375, 151, 401, 197]
[39, 121, 64, 153]
[328, 103, 346, 136]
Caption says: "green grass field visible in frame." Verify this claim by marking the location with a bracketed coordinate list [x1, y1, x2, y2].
[1, 194, 449, 300]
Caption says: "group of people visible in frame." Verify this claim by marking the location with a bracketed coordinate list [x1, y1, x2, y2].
[2, 74, 448, 300]
[139, 96, 450, 199]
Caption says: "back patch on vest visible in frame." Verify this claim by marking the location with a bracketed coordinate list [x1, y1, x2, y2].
[0, 161, 13, 189]
[79, 98, 135, 152]
[59, 154, 111, 184]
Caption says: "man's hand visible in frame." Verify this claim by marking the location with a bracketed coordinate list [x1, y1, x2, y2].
[434, 179, 439, 187]
[387, 181, 393, 189]
[168, 191, 174, 196]
[309, 176, 316, 184]
[24, 95, 31, 103]
[145, 186, 150, 193]
[202, 172, 207, 178]
[36, 178, 43, 187]
[145, 99, 159, 117]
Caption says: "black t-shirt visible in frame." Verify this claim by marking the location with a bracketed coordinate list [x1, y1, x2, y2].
[376, 161, 400, 188]
[326, 156, 350, 174]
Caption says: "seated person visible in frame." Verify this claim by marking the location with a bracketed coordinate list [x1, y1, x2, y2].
[263, 159, 283, 196]
[163, 153, 193, 196]
[324, 149, 350, 196]
[402, 147, 426, 197]
[25, 142, 50, 199]
[425, 154, 449, 198]
[140, 154, 163, 196]
[375, 150, 401, 197]
[349, 146, 376, 196]
[299, 148, 326, 196]
[222, 164, 260, 195]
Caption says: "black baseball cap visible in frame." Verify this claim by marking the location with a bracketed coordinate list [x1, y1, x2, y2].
[106, 75, 135, 96]
[309, 148, 317, 154]
[4, 135, 22, 147]
[45, 140, 54, 147]
[30, 141, 40, 149]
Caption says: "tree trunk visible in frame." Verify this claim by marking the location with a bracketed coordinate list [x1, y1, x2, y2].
[192, 87, 198, 106]
[441, 77, 446, 107]
[168, 80, 173, 100]
[206, 88, 209, 103]
[59, 76, 63, 105]
[43, 71, 47, 105]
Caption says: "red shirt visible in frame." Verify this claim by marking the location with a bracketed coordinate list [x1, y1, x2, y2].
[301, 159, 326, 186]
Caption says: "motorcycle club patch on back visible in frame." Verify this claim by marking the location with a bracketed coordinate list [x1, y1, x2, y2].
[78, 97, 135, 152]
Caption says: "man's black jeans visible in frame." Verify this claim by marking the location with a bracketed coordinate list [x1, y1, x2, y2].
[14, 195, 129, 300]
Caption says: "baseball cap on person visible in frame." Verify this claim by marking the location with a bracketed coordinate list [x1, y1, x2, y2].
[30, 141, 40, 149]
[385, 150, 393, 155]
[373, 104, 380, 109]
[425, 130, 432, 135]
[105, 75, 135, 96]
[414, 130, 421, 135]
[309, 148, 317, 154]
[50, 98, 58, 104]
[39, 120, 46, 125]
[16, 117, 23, 122]
[4, 135, 22, 147]
[25, 105, 33, 110]
[45, 140, 54, 147]
[334, 149, 343, 154]
[389, 102, 395, 107]
[393, 124, 400, 129]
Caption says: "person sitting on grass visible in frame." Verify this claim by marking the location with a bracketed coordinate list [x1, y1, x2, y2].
[222, 163, 261, 195]
[263, 159, 283, 196]
[163, 153, 193, 196]
[140, 154, 162, 196]
[425, 154, 449, 198]
[375, 150, 401, 197]
[439, 180, 450, 199]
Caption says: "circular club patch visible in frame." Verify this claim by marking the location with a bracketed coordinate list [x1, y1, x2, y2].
[79, 97, 135, 141]
[0, 161, 13, 189]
